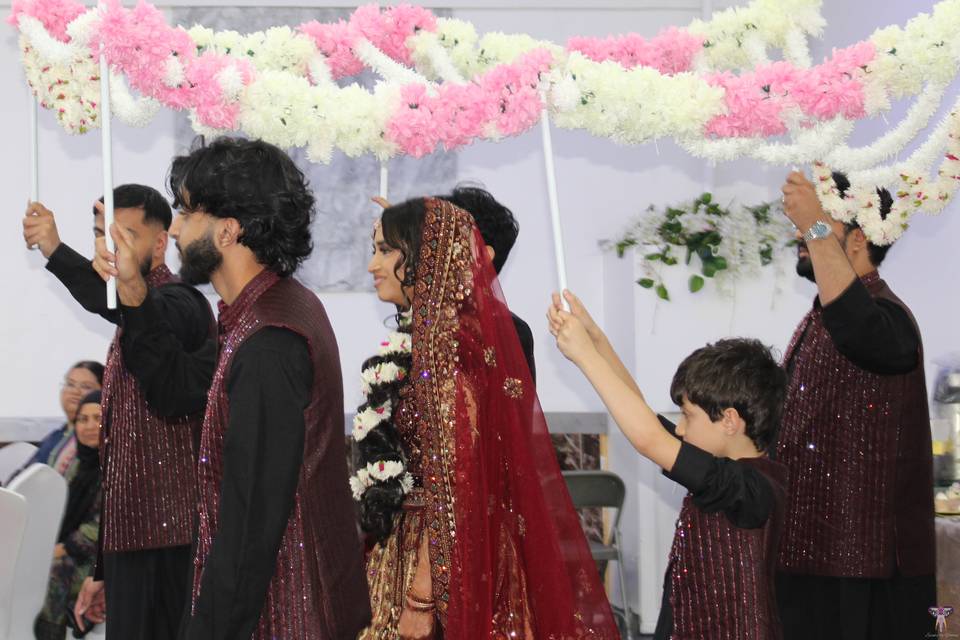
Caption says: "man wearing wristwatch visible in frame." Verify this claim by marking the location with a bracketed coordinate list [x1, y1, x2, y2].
[774, 171, 935, 639]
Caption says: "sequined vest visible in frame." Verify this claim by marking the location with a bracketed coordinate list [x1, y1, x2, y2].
[193, 271, 370, 639]
[99, 265, 205, 552]
[776, 273, 934, 578]
[668, 457, 787, 640]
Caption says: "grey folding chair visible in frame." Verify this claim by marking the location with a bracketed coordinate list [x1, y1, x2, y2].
[563, 470, 633, 639]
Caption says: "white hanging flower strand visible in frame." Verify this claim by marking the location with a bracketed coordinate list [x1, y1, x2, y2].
[825, 83, 949, 171]
[814, 108, 960, 245]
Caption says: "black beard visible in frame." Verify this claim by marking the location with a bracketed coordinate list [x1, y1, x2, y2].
[795, 254, 816, 283]
[178, 234, 222, 286]
[795, 230, 849, 283]
[139, 255, 153, 278]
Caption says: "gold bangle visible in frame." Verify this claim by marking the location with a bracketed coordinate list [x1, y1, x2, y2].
[405, 592, 435, 612]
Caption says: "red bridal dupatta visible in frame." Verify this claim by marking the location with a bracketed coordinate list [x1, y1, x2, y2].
[402, 199, 618, 638]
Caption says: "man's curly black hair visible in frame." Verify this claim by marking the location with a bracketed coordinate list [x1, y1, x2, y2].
[168, 137, 315, 277]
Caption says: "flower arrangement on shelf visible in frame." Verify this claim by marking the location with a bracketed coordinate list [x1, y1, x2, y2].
[608, 193, 794, 300]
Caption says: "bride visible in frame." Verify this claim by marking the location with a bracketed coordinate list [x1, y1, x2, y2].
[351, 197, 618, 639]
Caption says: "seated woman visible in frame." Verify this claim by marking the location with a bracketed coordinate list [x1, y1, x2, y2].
[34, 390, 103, 640]
[31, 361, 104, 475]
[355, 198, 618, 639]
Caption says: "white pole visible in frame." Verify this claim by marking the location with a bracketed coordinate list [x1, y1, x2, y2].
[29, 91, 38, 202]
[27, 89, 40, 251]
[539, 104, 569, 296]
[379, 162, 389, 200]
[701, 0, 715, 197]
[99, 54, 117, 310]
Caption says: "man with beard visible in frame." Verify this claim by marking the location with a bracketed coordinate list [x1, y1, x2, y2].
[168, 137, 370, 639]
[22, 184, 217, 639]
[775, 171, 935, 639]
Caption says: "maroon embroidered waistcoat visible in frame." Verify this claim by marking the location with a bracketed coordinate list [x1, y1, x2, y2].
[668, 457, 787, 640]
[776, 272, 934, 578]
[99, 264, 204, 552]
[193, 270, 370, 639]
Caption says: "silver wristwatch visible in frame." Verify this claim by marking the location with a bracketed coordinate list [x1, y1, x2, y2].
[802, 220, 832, 242]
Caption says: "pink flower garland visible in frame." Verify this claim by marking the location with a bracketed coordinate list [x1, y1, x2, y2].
[7, 0, 84, 42]
[705, 42, 876, 137]
[300, 4, 436, 81]
[567, 27, 704, 75]
[385, 48, 553, 157]
[92, 0, 252, 129]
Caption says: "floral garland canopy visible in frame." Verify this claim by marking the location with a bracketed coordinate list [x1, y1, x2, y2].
[10, 0, 960, 243]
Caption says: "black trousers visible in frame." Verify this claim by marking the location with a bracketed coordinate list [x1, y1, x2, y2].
[103, 545, 192, 640]
[777, 571, 938, 640]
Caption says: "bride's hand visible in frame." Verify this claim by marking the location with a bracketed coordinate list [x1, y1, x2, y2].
[398, 607, 434, 640]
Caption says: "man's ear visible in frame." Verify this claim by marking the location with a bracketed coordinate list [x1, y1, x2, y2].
[154, 230, 168, 261]
[847, 226, 868, 254]
[218, 218, 243, 248]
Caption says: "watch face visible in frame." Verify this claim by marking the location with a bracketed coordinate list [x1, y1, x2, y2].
[808, 221, 829, 239]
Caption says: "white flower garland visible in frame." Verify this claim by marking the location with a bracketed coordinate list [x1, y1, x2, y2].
[407, 31, 466, 83]
[352, 399, 392, 442]
[677, 118, 855, 165]
[824, 82, 948, 171]
[815, 109, 960, 245]
[782, 26, 813, 68]
[188, 24, 318, 76]
[19, 12, 160, 133]
[550, 53, 727, 145]
[353, 38, 432, 86]
[12, 0, 960, 246]
[378, 330, 413, 356]
[849, 93, 960, 186]
[350, 462, 415, 501]
[349, 325, 414, 501]
[17, 0, 960, 169]
[688, 0, 825, 72]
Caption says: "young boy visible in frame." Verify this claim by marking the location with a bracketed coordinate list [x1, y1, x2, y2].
[549, 291, 788, 640]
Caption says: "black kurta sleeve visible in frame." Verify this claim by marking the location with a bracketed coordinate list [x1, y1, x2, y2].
[659, 416, 773, 529]
[119, 284, 217, 417]
[821, 278, 920, 375]
[185, 327, 311, 640]
[511, 313, 536, 383]
[45, 243, 119, 323]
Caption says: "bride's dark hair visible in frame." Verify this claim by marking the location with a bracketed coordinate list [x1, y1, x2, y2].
[380, 198, 427, 306]
[357, 198, 426, 543]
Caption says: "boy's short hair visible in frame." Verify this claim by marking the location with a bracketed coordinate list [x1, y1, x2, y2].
[436, 184, 518, 274]
[669, 338, 787, 453]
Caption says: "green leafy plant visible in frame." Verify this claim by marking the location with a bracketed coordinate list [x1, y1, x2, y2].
[607, 193, 794, 299]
